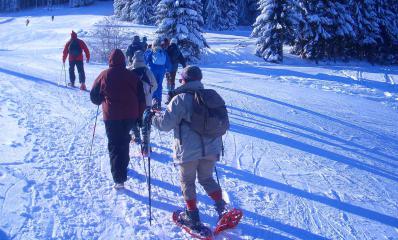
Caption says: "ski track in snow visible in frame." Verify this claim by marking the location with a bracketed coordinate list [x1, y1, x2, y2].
[1, 2, 398, 240]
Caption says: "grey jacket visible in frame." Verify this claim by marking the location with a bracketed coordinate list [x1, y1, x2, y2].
[127, 62, 158, 107]
[152, 81, 222, 164]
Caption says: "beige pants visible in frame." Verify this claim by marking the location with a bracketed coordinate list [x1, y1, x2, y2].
[179, 155, 221, 201]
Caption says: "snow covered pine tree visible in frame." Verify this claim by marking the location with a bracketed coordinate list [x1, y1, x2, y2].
[156, 0, 208, 62]
[129, 0, 157, 24]
[252, 0, 299, 62]
[204, 0, 238, 30]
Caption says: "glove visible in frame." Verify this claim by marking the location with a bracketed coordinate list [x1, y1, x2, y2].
[143, 108, 155, 125]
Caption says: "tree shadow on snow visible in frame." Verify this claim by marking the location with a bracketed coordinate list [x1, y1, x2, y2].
[207, 84, 398, 146]
[228, 106, 398, 168]
[0, 229, 8, 240]
[205, 63, 398, 93]
[218, 164, 398, 229]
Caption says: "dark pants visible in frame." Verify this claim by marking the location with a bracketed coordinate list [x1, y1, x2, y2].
[105, 119, 135, 183]
[167, 71, 177, 91]
[69, 60, 85, 84]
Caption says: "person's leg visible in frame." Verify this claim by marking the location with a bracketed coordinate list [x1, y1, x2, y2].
[197, 156, 222, 201]
[105, 120, 133, 184]
[180, 160, 199, 210]
[152, 68, 165, 106]
[76, 61, 86, 84]
[68, 61, 76, 85]
[169, 71, 177, 91]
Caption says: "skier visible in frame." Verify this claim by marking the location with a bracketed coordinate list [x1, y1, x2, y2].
[144, 66, 238, 237]
[127, 50, 157, 155]
[51, 15, 54, 21]
[90, 49, 146, 190]
[165, 38, 186, 104]
[144, 37, 171, 110]
[62, 31, 90, 90]
[126, 35, 142, 64]
[25, 18, 30, 26]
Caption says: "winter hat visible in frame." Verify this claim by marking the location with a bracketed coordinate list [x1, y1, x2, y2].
[181, 66, 202, 82]
[132, 50, 145, 65]
[133, 35, 140, 42]
[143, 36, 147, 42]
[152, 37, 162, 47]
[71, 31, 77, 39]
[171, 38, 178, 44]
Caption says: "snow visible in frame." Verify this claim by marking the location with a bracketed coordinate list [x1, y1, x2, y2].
[1, 2, 398, 239]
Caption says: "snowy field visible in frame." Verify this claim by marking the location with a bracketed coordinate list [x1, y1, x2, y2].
[1, 2, 398, 239]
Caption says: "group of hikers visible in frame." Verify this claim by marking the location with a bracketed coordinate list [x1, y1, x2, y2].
[62, 31, 240, 236]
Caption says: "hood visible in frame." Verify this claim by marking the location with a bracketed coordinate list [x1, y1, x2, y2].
[71, 31, 77, 39]
[109, 49, 126, 68]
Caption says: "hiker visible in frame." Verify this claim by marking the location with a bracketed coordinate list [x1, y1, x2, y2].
[126, 35, 142, 64]
[142, 36, 148, 51]
[165, 38, 187, 103]
[144, 37, 171, 110]
[127, 50, 157, 155]
[62, 31, 90, 90]
[144, 65, 232, 232]
[25, 18, 30, 26]
[90, 49, 145, 190]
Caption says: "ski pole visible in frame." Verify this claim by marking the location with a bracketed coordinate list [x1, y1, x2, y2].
[89, 105, 100, 158]
[62, 63, 67, 86]
[148, 154, 152, 226]
[215, 166, 221, 188]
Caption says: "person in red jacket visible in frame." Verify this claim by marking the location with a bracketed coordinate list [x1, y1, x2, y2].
[90, 49, 145, 190]
[62, 31, 90, 90]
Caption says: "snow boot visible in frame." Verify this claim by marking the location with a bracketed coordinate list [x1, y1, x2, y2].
[178, 209, 203, 232]
[215, 199, 228, 219]
[113, 182, 124, 190]
[80, 83, 87, 91]
[68, 82, 75, 87]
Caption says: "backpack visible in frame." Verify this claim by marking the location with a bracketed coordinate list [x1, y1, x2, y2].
[151, 49, 167, 65]
[182, 89, 229, 138]
[132, 67, 151, 85]
[68, 39, 82, 57]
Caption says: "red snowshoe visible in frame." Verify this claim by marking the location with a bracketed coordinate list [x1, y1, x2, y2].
[214, 208, 243, 235]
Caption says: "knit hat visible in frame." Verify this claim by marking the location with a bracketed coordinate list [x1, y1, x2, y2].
[181, 66, 202, 82]
[152, 37, 162, 47]
[171, 38, 178, 44]
[71, 31, 77, 39]
[132, 50, 145, 65]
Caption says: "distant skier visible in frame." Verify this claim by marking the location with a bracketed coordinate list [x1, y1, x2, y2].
[25, 18, 30, 26]
[51, 15, 54, 21]
[144, 66, 241, 238]
[127, 50, 157, 155]
[165, 38, 186, 103]
[144, 37, 171, 110]
[126, 35, 142, 64]
[90, 49, 146, 190]
[62, 31, 90, 90]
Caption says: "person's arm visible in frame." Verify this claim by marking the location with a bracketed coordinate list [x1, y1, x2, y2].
[152, 95, 185, 132]
[80, 40, 90, 62]
[90, 72, 104, 105]
[62, 40, 70, 63]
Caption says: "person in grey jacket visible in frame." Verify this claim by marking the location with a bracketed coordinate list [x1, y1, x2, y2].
[128, 51, 158, 149]
[149, 66, 227, 230]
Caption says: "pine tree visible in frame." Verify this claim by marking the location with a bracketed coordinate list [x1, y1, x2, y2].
[375, 0, 398, 63]
[156, 0, 208, 62]
[219, 0, 238, 30]
[114, 0, 132, 21]
[252, 0, 299, 62]
[129, 0, 156, 24]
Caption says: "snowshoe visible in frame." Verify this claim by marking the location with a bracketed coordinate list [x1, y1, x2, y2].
[67, 82, 75, 87]
[214, 208, 243, 235]
[172, 210, 213, 240]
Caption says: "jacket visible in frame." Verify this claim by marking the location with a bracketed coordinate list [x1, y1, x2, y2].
[167, 43, 186, 72]
[145, 47, 172, 73]
[152, 81, 223, 164]
[126, 41, 142, 62]
[128, 62, 158, 107]
[62, 32, 90, 62]
[90, 49, 145, 121]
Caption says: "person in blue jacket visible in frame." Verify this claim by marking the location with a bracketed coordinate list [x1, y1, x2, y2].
[145, 37, 171, 109]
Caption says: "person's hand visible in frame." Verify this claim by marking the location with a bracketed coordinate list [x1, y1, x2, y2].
[143, 108, 155, 125]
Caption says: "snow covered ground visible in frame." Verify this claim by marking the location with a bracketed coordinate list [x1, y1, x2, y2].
[1, 2, 398, 239]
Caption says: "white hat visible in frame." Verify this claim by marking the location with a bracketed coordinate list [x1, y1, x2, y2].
[171, 38, 178, 44]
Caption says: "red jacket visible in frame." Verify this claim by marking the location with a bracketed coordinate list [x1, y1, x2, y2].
[91, 49, 145, 121]
[62, 31, 90, 62]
